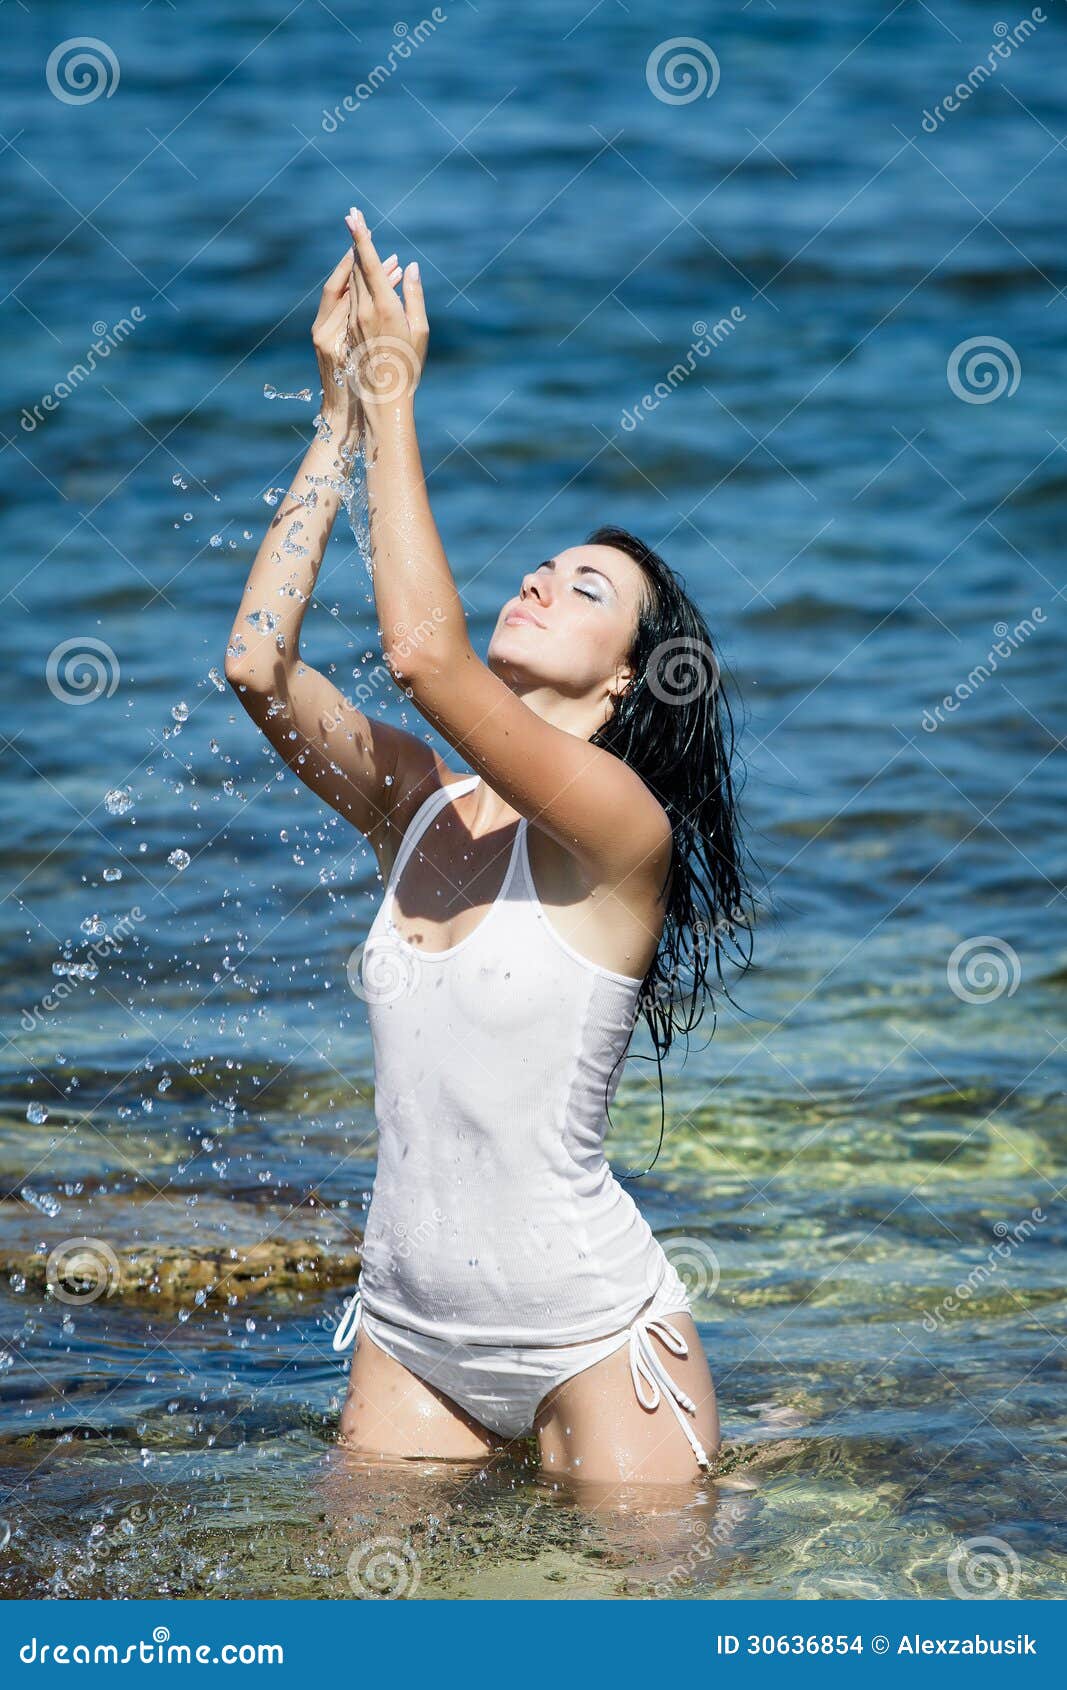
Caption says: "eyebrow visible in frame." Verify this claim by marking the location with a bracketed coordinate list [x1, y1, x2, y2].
[536, 557, 618, 596]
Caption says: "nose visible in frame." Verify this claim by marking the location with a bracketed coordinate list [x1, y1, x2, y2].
[519, 568, 549, 606]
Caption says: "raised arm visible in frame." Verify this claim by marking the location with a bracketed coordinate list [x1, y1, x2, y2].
[224, 244, 429, 849]
[346, 208, 671, 886]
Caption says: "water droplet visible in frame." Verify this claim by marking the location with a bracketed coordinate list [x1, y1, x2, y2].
[167, 848, 191, 871]
[104, 786, 133, 816]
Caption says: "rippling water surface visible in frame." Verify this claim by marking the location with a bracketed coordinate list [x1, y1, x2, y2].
[1, 0, 1064, 1599]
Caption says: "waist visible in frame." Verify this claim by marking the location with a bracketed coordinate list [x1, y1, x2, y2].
[359, 1180, 669, 1344]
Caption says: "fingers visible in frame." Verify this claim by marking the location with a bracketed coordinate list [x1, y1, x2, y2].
[344, 205, 394, 308]
[320, 255, 404, 348]
[313, 249, 355, 331]
[402, 261, 428, 355]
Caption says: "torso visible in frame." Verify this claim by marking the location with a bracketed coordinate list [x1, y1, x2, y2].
[357, 768, 676, 1345]
[370, 767, 669, 986]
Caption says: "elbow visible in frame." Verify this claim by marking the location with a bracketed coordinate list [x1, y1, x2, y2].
[224, 652, 254, 691]
[224, 637, 275, 693]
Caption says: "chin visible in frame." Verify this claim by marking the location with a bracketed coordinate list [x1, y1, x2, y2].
[488, 629, 545, 683]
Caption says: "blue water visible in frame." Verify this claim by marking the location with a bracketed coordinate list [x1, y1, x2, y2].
[1, 0, 1064, 1598]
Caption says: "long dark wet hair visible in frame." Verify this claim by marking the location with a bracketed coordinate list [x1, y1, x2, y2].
[586, 524, 757, 1176]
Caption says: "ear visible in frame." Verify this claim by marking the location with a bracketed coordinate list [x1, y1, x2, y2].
[609, 660, 637, 703]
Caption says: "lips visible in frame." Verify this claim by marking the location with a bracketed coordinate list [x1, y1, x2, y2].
[504, 608, 543, 628]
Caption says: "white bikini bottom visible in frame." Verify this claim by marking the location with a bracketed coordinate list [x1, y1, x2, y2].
[331, 1262, 714, 1472]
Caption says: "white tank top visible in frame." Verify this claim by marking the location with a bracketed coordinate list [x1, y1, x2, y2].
[357, 774, 674, 1345]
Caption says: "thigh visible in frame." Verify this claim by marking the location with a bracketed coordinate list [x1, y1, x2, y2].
[534, 1311, 720, 1484]
[338, 1324, 509, 1461]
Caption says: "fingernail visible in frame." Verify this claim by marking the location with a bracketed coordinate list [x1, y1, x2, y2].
[409, 261, 420, 279]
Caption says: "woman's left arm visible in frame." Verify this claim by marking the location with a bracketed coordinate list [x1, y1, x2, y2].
[347, 210, 670, 887]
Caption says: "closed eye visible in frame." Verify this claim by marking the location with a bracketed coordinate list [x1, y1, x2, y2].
[574, 586, 600, 601]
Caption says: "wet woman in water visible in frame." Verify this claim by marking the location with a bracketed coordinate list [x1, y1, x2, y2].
[225, 208, 752, 1484]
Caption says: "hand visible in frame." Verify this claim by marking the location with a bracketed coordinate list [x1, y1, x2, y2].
[312, 243, 404, 443]
[343, 205, 429, 419]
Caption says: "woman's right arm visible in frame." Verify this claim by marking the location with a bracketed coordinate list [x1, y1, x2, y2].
[223, 246, 429, 850]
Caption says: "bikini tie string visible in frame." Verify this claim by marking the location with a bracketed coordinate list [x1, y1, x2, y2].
[332, 1287, 362, 1353]
[628, 1315, 712, 1470]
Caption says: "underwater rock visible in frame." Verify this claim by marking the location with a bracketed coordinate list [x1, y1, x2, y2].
[0, 1194, 361, 1306]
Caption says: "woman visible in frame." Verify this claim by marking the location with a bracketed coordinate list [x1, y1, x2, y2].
[225, 208, 753, 1485]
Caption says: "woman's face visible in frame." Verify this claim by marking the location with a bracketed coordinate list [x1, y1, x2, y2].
[488, 544, 646, 702]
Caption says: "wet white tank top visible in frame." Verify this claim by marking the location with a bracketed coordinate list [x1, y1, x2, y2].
[357, 774, 675, 1345]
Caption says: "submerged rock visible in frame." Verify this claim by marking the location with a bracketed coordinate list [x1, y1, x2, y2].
[0, 1193, 361, 1306]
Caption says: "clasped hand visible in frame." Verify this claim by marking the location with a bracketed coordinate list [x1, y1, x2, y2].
[312, 205, 429, 442]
